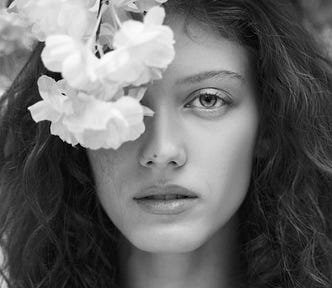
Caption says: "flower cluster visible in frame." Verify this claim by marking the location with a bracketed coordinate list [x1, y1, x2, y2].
[9, 0, 175, 150]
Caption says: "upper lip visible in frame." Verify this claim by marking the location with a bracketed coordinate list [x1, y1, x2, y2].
[133, 184, 199, 199]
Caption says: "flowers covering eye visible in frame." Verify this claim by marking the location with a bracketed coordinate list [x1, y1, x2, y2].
[7, 0, 175, 150]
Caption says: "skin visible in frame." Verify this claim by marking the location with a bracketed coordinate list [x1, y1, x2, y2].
[87, 17, 259, 288]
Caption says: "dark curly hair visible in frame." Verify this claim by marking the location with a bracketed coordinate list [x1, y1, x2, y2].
[1, 1, 332, 287]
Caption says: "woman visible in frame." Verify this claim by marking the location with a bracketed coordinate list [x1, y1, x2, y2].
[1, 0, 332, 287]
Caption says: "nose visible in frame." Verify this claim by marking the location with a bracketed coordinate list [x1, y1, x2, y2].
[138, 105, 187, 170]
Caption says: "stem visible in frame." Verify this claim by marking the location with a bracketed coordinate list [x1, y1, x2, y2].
[88, 2, 108, 50]
[110, 3, 122, 29]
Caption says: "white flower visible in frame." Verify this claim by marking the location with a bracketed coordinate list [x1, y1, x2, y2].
[0, 8, 34, 56]
[95, 48, 133, 86]
[41, 34, 125, 99]
[28, 76, 74, 124]
[104, 6, 175, 86]
[9, 0, 99, 41]
[41, 35, 100, 91]
[25, 1, 175, 151]
[66, 95, 149, 150]
[28, 76, 78, 145]
[40, 7, 175, 98]
[28, 75, 154, 150]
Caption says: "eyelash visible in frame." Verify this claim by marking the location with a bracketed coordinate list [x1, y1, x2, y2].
[184, 88, 232, 113]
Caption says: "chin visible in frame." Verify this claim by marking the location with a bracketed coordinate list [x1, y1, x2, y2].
[127, 228, 207, 253]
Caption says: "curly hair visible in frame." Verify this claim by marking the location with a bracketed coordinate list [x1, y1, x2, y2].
[1, 1, 332, 287]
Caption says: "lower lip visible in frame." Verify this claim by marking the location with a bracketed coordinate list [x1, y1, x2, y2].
[134, 198, 199, 215]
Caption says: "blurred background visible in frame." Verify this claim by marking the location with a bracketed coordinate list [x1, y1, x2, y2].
[295, 0, 332, 56]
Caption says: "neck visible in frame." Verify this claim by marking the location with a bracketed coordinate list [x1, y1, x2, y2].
[117, 214, 244, 288]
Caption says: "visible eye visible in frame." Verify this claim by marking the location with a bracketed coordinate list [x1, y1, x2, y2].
[184, 88, 232, 112]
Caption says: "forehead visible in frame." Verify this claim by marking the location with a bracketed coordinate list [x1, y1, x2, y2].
[162, 16, 253, 85]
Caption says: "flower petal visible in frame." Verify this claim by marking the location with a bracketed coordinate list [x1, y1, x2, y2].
[63, 98, 116, 132]
[37, 76, 73, 115]
[41, 35, 78, 72]
[143, 6, 165, 26]
[50, 121, 79, 146]
[28, 100, 62, 122]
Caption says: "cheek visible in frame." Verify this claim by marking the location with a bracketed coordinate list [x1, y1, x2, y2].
[88, 142, 138, 187]
[192, 102, 258, 228]
[86, 148, 135, 226]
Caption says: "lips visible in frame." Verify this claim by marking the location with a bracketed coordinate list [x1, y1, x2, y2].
[143, 195, 193, 200]
[133, 184, 199, 200]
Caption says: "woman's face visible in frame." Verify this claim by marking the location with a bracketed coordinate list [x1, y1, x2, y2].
[87, 18, 259, 253]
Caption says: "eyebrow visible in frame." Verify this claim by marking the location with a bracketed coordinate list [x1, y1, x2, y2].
[176, 70, 245, 85]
